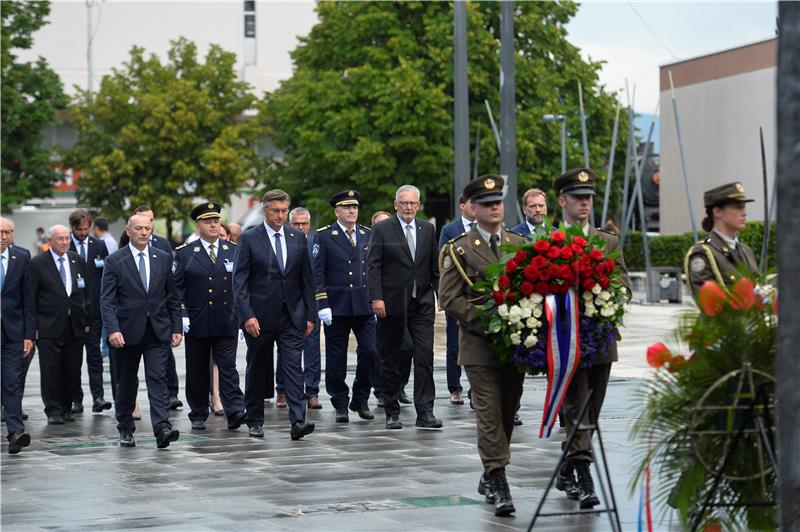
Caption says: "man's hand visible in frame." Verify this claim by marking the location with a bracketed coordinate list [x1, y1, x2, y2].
[171, 333, 182, 348]
[22, 339, 33, 357]
[182, 317, 191, 334]
[317, 308, 332, 326]
[305, 321, 314, 337]
[109, 332, 125, 349]
[244, 317, 260, 338]
[372, 300, 386, 319]
[85, 326, 91, 333]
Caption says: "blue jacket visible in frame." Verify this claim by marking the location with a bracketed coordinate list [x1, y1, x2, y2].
[70, 235, 109, 318]
[233, 223, 315, 332]
[510, 220, 552, 240]
[438, 218, 467, 251]
[313, 223, 372, 317]
[173, 239, 238, 337]
[0, 245, 36, 341]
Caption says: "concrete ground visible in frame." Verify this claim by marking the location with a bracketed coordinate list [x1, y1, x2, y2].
[1, 301, 691, 531]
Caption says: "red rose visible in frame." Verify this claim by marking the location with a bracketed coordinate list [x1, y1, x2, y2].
[582, 279, 596, 291]
[514, 250, 527, 263]
[492, 291, 505, 305]
[589, 249, 604, 261]
[520, 281, 534, 296]
[546, 247, 561, 260]
[559, 246, 574, 260]
[550, 231, 566, 243]
[535, 282, 549, 294]
[522, 265, 538, 281]
[646, 342, 671, 368]
[531, 255, 546, 268]
[571, 243, 585, 255]
[497, 275, 511, 290]
[572, 236, 587, 248]
[505, 259, 519, 274]
[539, 267, 551, 281]
[604, 259, 615, 274]
[533, 240, 550, 253]
[506, 292, 517, 303]
[599, 277, 610, 289]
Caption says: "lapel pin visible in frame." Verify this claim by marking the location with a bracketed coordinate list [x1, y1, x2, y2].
[288, 233, 295, 237]
[222, 244, 229, 250]
[193, 247, 200, 252]
[474, 239, 481, 246]
[359, 229, 365, 235]
[152, 254, 157, 258]
[332, 230, 339, 236]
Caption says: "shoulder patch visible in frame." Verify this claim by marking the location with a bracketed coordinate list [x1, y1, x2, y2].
[690, 256, 707, 273]
[598, 228, 618, 237]
[442, 254, 453, 270]
[312, 243, 320, 258]
[447, 231, 468, 244]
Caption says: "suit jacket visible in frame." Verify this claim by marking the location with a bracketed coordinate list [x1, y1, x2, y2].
[173, 238, 238, 337]
[510, 219, 553, 240]
[101, 246, 181, 345]
[313, 223, 372, 317]
[438, 218, 466, 251]
[29, 251, 90, 340]
[118, 232, 173, 255]
[1, 245, 36, 341]
[69, 235, 109, 318]
[684, 231, 758, 299]
[367, 215, 439, 317]
[233, 223, 315, 331]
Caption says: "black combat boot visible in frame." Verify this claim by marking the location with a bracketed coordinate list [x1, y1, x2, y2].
[477, 472, 495, 504]
[574, 460, 600, 509]
[489, 467, 515, 517]
[555, 460, 580, 500]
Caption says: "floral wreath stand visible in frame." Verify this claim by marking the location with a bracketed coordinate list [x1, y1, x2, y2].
[688, 362, 778, 531]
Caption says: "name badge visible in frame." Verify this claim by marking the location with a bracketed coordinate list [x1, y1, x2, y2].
[76, 275, 86, 289]
[224, 260, 234, 273]
[94, 257, 104, 268]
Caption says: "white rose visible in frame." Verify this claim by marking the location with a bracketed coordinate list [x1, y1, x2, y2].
[585, 302, 596, 312]
[520, 306, 532, 319]
[531, 294, 544, 305]
[519, 297, 532, 309]
[510, 332, 522, 345]
[582, 291, 594, 301]
[526, 317, 538, 329]
[585, 307, 596, 317]
[523, 334, 538, 348]
[497, 304, 509, 318]
[600, 306, 615, 317]
[599, 290, 611, 301]
[533, 307, 543, 318]
[592, 284, 602, 295]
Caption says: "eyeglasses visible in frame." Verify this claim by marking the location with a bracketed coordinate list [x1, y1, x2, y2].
[268, 208, 289, 215]
[396, 201, 420, 208]
[292, 221, 310, 226]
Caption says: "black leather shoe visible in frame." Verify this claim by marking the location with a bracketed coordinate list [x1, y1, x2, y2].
[63, 412, 76, 422]
[350, 404, 374, 420]
[556, 461, 580, 500]
[514, 413, 523, 426]
[119, 432, 136, 447]
[92, 398, 112, 412]
[477, 473, 495, 504]
[575, 461, 600, 509]
[398, 391, 412, 404]
[156, 427, 179, 448]
[335, 407, 349, 423]
[248, 425, 264, 438]
[290, 421, 315, 440]
[168, 397, 183, 410]
[415, 414, 443, 429]
[227, 411, 246, 430]
[385, 414, 402, 429]
[47, 415, 65, 425]
[490, 468, 516, 516]
[71, 402, 84, 414]
[191, 419, 206, 430]
[7, 432, 31, 455]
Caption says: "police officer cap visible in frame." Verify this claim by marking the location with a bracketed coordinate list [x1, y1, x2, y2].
[703, 181, 754, 208]
[191, 202, 222, 221]
[462, 174, 505, 204]
[330, 190, 360, 208]
[554, 168, 596, 196]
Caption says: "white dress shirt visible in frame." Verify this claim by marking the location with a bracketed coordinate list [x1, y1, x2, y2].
[713, 229, 738, 250]
[199, 237, 220, 259]
[129, 243, 151, 289]
[461, 216, 474, 233]
[50, 248, 72, 296]
[475, 224, 502, 247]
[0, 247, 9, 282]
[526, 220, 545, 234]
[71, 234, 89, 260]
[264, 222, 287, 270]
[397, 214, 417, 255]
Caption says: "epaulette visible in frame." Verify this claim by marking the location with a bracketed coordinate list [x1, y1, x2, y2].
[175, 243, 189, 251]
[598, 228, 618, 237]
[446, 231, 468, 245]
[317, 225, 331, 232]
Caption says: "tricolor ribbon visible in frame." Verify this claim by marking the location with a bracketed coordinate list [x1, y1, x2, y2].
[539, 287, 581, 438]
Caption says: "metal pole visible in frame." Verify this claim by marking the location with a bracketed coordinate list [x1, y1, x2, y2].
[601, 103, 621, 228]
[578, 81, 594, 226]
[624, 119, 654, 234]
[499, 0, 518, 226]
[632, 126, 654, 303]
[453, 0, 470, 216]
[85, 0, 94, 96]
[560, 120, 567, 174]
[484, 100, 502, 153]
[758, 126, 771, 274]
[472, 125, 480, 180]
[619, 81, 635, 245]
[669, 70, 699, 241]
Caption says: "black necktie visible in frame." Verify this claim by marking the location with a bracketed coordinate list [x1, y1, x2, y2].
[490, 235, 499, 259]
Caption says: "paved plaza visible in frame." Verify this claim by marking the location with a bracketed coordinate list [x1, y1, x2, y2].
[1, 301, 690, 531]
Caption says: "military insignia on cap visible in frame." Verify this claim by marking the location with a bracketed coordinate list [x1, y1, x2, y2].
[442, 255, 453, 270]
[312, 243, 320, 257]
[348, 190, 355, 197]
[578, 171, 589, 182]
[735, 183, 744, 193]
[193, 247, 200, 252]
[690, 257, 706, 273]
[484, 178, 496, 190]
[208, 203, 214, 209]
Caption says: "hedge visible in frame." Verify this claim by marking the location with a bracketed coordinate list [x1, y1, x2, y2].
[621, 222, 776, 271]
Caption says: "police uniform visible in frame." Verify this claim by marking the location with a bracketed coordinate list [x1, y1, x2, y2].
[438, 174, 526, 516]
[684, 182, 758, 299]
[173, 202, 246, 430]
[314, 190, 375, 421]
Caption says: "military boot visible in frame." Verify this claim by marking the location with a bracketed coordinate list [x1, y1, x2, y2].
[555, 460, 580, 500]
[489, 467, 516, 517]
[575, 460, 600, 509]
[477, 472, 495, 504]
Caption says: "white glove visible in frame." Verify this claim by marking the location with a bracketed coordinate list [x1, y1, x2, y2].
[318, 308, 333, 326]
[182, 317, 190, 334]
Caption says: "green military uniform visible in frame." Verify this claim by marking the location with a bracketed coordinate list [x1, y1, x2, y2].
[684, 182, 758, 299]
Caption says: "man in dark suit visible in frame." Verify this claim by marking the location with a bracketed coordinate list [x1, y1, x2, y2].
[314, 190, 375, 423]
[173, 202, 246, 432]
[437, 194, 475, 406]
[0, 217, 35, 454]
[29, 225, 90, 425]
[367, 184, 441, 430]
[101, 213, 182, 448]
[510, 187, 551, 238]
[68, 209, 112, 414]
[233, 189, 316, 441]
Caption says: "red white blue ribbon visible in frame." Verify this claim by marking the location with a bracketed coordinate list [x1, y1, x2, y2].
[539, 288, 581, 438]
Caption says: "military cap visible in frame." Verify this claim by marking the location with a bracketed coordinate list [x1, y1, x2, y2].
[191, 202, 222, 221]
[554, 168, 596, 196]
[330, 189, 360, 208]
[703, 181, 754, 208]
[463, 174, 505, 204]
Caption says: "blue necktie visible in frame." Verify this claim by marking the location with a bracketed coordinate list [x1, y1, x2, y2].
[79, 240, 86, 260]
[274, 233, 284, 272]
[0, 255, 5, 289]
[138, 252, 147, 290]
[58, 257, 67, 287]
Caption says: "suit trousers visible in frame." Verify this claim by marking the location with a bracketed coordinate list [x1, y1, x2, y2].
[245, 308, 306, 426]
[113, 321, 173, 436]
[1, 326, 26, 435]
[74, 314, 106, 403]
[465, 364, 525, 474]
[185, 335, 244, 422]
[275, 319, 321, 399]
[323, 315, 375, 409]
[371, 323, 413, 400]
[37, 322, 83, 418]
[445, 314, 463, 393]
[165, 348, 179, 398]
[562, 362, 612, 463]
[379, 298, 435, 417]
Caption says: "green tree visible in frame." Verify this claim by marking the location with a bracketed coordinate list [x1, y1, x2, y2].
[262, 1, 629, 226]
[1, 0, 68, 213]
[67, 38, 265, 237]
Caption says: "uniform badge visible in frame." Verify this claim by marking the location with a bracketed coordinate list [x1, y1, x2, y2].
[474, 239, 481, 246]
[690, 257, 706, 273]
[735, 183, 744, 193]
[331, 230, 339, 236]
[578, 171, 590, 182]
[222, 244, 229, 250]
[193, 247, 200, 252]
[359, 229, 365, 235]
[347, 190, 355, 197]
[442, 255, 453, 270]
[484, 178, 495, 189]
[312, 243, 320, 257]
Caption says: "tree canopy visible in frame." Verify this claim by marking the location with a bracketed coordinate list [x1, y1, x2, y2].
[67, 38, 265, 231]
[262, 1, 629, 226]
[1, 0, 68, 213]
